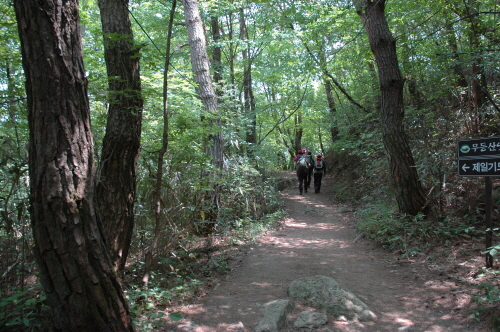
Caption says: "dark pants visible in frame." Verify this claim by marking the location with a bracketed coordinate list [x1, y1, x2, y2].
[314, 172, 324, 193]
[297, 168, 308, 194]
[306, 166, 313, 189]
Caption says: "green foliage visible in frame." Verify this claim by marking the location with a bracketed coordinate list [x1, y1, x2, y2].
[217, 156, 283, 231]
[127, 278, 201, 331]
[470, 281, 500, 323]
[4, 0, 500, 328]
[357, 204, 479, 255]
[484, 228, 500, 258]
[0, 290, 46, 330]
[0, 6, 32, 297]
[168, 311, 183, 321]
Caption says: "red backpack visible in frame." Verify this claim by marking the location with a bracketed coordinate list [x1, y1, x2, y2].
[314, 159, 324, 170]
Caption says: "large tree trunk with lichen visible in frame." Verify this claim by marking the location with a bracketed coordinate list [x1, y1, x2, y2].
[355, 0, 428, 215]
[97, 0, 143, 274]
[14, 0, 134, 330]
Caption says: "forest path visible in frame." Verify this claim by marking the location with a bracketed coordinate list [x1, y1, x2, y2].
[160, 172, 482, 332]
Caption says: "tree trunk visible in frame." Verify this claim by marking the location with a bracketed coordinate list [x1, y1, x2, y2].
[211, 16, 223, 95]
[457, 2, 487, 135]
[181, 0, 223, 228]
[355, 0, 428, 216]
[443, 18, 468, 89]
[294, 113, 303, 152]
[14, 0, 134, 330]
[97, 0, 143, 274]
[302, 39, 366, 142]
[142, 0, 177, 288]
[317, 47, 339, 142]
[227, 13, 237, 94]
[240, 8, 257, 148]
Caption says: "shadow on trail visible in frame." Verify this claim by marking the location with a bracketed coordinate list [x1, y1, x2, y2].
[160, 174, 481, 332]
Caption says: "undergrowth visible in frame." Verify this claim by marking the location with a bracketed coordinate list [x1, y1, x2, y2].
[469, 279, 500, 331]
[0, 288, 47, 331]
[126, 278, 201, 330]
[125, 208, 286, 331]
[356, 202, 480, 256]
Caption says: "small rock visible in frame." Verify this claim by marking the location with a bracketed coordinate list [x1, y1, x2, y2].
[255, 299, 295, 332]
[294, 310, 328, 328]
[177, 320, 199, 332]
[397, 326, 415, 332]
[227, 321, 246, 332]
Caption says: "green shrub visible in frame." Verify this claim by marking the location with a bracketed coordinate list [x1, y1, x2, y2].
[0, 290, 46, 330]
[470, 281, 500, 325]
[357, 203, 478, 255]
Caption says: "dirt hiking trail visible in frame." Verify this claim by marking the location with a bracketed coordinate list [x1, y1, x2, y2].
[161, 173, 486, 332]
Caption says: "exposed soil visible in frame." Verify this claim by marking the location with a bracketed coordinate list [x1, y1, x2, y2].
[159, 172, 495, 332]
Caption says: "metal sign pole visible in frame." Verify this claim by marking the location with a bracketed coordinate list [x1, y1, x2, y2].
[485, 177, 493, 268]
[457, 136, 500, 268]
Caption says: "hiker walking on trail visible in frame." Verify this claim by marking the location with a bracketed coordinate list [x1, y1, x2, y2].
[306, 151, 314, 190]
[293, 148, 304, 162]
[313, 154, 326, 193]
[296, 150, 310, 195]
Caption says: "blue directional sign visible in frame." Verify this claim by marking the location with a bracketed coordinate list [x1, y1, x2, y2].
[458, 137, 500, 177]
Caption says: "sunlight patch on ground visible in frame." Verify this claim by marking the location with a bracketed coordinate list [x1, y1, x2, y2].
[268, 237, 351, 250]
[423, 280, 457, 290]
[394, 317, 414, 325]
[250, 282, 273, 288]
[381, 311, 415, 324]
[314, 203, 331, 208]
[171, 304, 206, 315]
[216, 322, 245, 332]
[284, 221, 309, 228]
[285, 220, 348, 232]
[423, 326, 449, 332]
[176, 321, 207, 332]
[380, 311, 453, 332]
[313, 222, 346, 230]
[374, 296, 468, 332]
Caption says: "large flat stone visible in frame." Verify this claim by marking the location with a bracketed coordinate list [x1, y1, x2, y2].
[288, 275, 376, 322]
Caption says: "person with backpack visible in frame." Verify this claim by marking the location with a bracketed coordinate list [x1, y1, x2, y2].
[313, 154, 326, 193]
[293, 149, 303, 162]
[305, 151, 314, 190]
[296, 152, 310, 195]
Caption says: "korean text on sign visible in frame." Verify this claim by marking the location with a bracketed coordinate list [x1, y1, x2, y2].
[471, 142, 500, 153]
[473, 161, 500, 173]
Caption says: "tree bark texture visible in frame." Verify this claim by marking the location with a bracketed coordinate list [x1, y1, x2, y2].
[318, 47, 339, 142]
[14, 0, 134, 330]
[355, 0, 428, 215]
[294, 114, 303, 152]
[240, 8, 257, 147]
[210, 16, 223, 94]
[97, 0, 143, 273]
[455, 1, 487, 135]
[181, 0, 223, 225]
